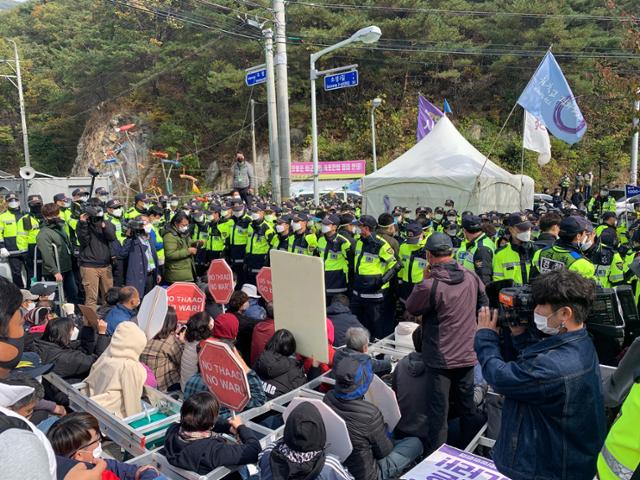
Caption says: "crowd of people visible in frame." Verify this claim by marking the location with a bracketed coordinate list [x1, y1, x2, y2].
[0, 154, 639, 480]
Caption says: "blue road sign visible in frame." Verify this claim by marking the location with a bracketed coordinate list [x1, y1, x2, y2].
[323, 70, 359, 91]
[626, 184, 640, 198]
[245, 68, 267, 87]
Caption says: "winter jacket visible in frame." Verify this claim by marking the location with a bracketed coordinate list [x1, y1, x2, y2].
[119, 236, 159, 298]
[534, 232, 557, 250]
[163, 225, 196, 283]
[76, 219, 116, 267]
[250, 319, 275, 366]
[332, 347, 391, 377]
[36, 221, 73, 275]
[55, 457, 160, 480]
[326, 303, 364, 348]
[258, 444, 354, 480]
[392, 351, 429, 443]
[105, 303, 136, 336]
[236, 313, 259, 365]
[323, 390, 392, 480]
[406, 260, 488, 369]
[231, 160, 256, 190]
[163, 420, 260, 475]
[28, 326, 109, 382]
[85, 322, 148, 418]
[253, 350, 306, 399]
[244, 298, 266, 321]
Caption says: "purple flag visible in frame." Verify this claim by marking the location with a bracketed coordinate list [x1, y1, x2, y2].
[416, 95, 444, 142]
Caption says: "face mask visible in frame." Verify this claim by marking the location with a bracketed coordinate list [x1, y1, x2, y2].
[447, 216, 456, 223]
[99, 195, 109, 202]
[8, 201, 19, 210]
[579, 238, 593, 251]
[193, 215, 204, 223]
[111, 208, 122, 218]
[80, 195, 89, 203]
[233, 211, 243, 218]
[233, 195, 241, 200]
[601, 191, 608, 197]
[222, 210, 232, 219]
[354, 227, 362, 236]
[29, 204, 42, 215]
[275, 224, 285, 233]
[0, 335, 25, 371]
[177, 225, 189, 234]
[265, 214, 275, 222]
[70, 327, 79, 342]
[292, 222, 302, 232]
[143, 224, 153, 233]
[394, 216, 402, 224]
[95, 210, 104, 218]
[24, 302, 35, 312]
[515, 230, 531, 242]
[321, 224, 331, 234]
[182, 209, 191, 216]
[92, 442, 103, 459]
[250, 213, 261, 221]
[170, 200, 179, 208]
[446, 229, 457, 236]
[143, 203, 151, 210]
[63, 201, 72, 208]
[533, 311, 561, 335]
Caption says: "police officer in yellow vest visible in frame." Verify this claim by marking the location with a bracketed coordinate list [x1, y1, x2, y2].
[398, 223, 428, 303]
[288, 213, 318, 256]
[595, 211, 618, 239]
[191, 206, 209, 276]
[205, 205, 230, 262]
[18, 195, 43, 286]
[125, 193, 149, 220]
[227, 202, 252, 286]
[274, 215, 292, 251]
[532, 216, 596, 279]
[492, 213, 537, 286]
[245, 204, 275, 284]
[350, 215, 400, 340]
[316, 214, 353, 302]
[591, 228, 625, 288]
[456, 214, 495, 285]
[0, 193, 27, 288]
[587, 185, 617, 220]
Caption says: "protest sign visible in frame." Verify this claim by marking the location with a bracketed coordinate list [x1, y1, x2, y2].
[137, 286, 168, 340]
[256, 267, 273, 302]
[167, 282, 205, 324]
[364, 374, 401, 431]
[198, 340, 250, 411]
[208, 259, 235, 304]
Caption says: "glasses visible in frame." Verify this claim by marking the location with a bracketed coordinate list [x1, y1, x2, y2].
[71, 433, 103, 456]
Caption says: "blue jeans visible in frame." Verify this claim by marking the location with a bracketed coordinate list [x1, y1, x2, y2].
[377, 437, 423, 480]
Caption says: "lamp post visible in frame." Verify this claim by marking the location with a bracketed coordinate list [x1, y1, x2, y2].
[310, 26, 382, 206]
[632, 88, 640, 185]
[370, 97, 382, 172]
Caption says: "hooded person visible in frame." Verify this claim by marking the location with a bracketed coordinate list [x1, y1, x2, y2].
[84, 322, 148, 418]
[212, 312, 239, 341]
[258, 402, 353, 480]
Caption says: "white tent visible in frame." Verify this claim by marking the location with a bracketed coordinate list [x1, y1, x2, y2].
[363, 116, 534, 217]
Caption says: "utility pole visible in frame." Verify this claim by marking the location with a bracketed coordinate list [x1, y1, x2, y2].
[632, 88, 639, 185]
[263, 29, 281, 203]
[1, 40, 30, 168]
[273, 0, 291, 200]
[250, 99, 257, 165]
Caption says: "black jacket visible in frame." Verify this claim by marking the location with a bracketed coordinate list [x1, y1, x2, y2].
[332, 347, 391, 377]
[323, 390, 392, 480]
[163, 421, 260, 475]
[253, 351, 306, 400]
[76, 219, 117, 267]
[326, 303, 364, 348]
[392, 351, 429, 442]
[534, 232, 556, 250]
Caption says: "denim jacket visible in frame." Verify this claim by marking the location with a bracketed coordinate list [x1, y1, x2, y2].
[474, 327, 606, 480]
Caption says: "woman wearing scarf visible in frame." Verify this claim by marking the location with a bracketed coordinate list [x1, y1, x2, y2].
[258, 402, 353, 480]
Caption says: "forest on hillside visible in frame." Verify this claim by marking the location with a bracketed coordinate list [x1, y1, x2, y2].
[0, 0, 638, 190]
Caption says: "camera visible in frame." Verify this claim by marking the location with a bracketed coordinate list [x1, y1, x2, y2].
[124, 218, 145, 237]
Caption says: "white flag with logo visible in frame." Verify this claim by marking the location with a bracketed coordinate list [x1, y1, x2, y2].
[523, 110, 552, 166]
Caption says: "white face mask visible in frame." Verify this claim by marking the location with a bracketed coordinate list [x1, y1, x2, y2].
[143, 224, 153, 233]
[265, 214, 276, 222]
[8, 201, 19, 209]
[533, 311, 561, 335]
[170, 200, 179, 208]
[292, 222, 302, 232]
[182, 209, 191, 216]
[178, 225, 189, 234]
[111, 208, 122, 218]
[233, 211, 243, 218]
[515, 230, 531, 242]
[275, 224, 286, 233]
[447, 216, 456, 223]
[92, 442, 103, 459]
[579, 237, 593, 251]
[25, 302, 35, 312]
[99, 195, 109, 202]
[354, 227, 362, 236]
[193, 214, 204, 223]
[435, 213, 443, 221]
[70, 327, 80, 341]
[250, 213, 261, 221]
[63, 200, 72, 208]
[321, 224, 331, 234]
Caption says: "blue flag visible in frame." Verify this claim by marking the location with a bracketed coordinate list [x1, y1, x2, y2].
[443, 98, 452, 114]
[517, 51, 586, 145]
[416, 95, 443, 142]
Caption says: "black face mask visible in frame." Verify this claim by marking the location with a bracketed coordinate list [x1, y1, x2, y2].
[29, 204, 42, 215]
[0, 335, 25, 371]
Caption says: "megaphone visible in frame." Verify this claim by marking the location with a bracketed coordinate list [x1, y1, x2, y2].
[19, 166, 35, 180]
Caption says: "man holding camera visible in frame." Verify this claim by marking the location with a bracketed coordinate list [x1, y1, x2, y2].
[475, 269, 606, 480]
[76, 205, 116, 309]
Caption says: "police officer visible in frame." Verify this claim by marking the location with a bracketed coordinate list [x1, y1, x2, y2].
[444, 221, 462, 253]
[350, 215, 400, 340]
[95, 187, 110, 206]
[492, 213, 537, 286]
[274, 215, 292, 251]
[18, 195, 43, 286]
[203, 205, 227, 262]
[125, 193, 149, 220]
[227, 202, 251, 285]
[590, 229, 624, 288]
[587, 185, 616, 220]
[392, 207, 408, 238]
[105, 199, 125, 242]
[397, 223, 428, 304]
[165, 195, 180, 223]
[245, 204, 275, 284]
[53, 192, 72, 226]
[0, 193, 27, 287]
[532, 216, 595, 279]
[595, 211, 617, 239]
[376, 213, 400, 257]
[288, 213, 318, 256]
[316, 214, 353, 302]
[337, 213, 357, 248]
[456, 214, 494, 285]
[534, 212, 562, 249]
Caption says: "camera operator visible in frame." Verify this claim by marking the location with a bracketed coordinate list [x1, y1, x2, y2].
[119, 217, 160, 298]
[475, 269, 606, 480]
[76, 204, 116, 310]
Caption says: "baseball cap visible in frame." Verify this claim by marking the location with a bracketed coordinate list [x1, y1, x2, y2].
[241, 284, 261, 299]
[95, 187, 108, 195]
[208, 204, 222, 213]
[292, 212, 309, 222]
[358, 215, 377, 229]
[5, 193, 19, 202]
[322, 214, 341, 226]
[106, 199, 122, 209]
[461, 215, 482, 231]
[340, 213, 355, 226]
[53, 193, 68, 202]
[404, 223, 423, 244]
[27, 195, 42, 205]
[71, 188, 87, 197]
[506, 212, 532, 230]
[559, 216, 587, 236]
[425, 232, 453, 253]
[21, 289, 38, 302]
[232, 203, 245, 212]
[277, 214, 292, 224]
[134, 193, 147, 202]
[10, 353, 54, 380]
[602, 211, 617, 221]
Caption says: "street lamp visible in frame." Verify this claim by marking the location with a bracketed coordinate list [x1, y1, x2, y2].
[370, 97, 382, 171]
[310, 26, 382, 206]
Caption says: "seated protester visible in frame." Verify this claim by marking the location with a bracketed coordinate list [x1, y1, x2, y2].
[163, 391, 260, 476]
[28, 316, 110, 383]
[254, 329, 306, 400]
[96, 286, 120, 321]
[105, 286, 140, 336]
[332, 327, 391, 376]
[2, 375, 44, 422]
[240, 284, 267, 321]
[323, 355, 423, 480]
[48, 412, 162, 480]
[250, 302, 275, 366]
[392, 326, 429, 448]
[300, 318, 336, 380]
[183, 342, 266, 418]
[85, 322, 147, 419]
[140, 306, 184, 392]
[20, 289, 39, 318]
[326, 294, 364, 348]
[180, 312, 213, 391]
[475, 269, 606, 480]
[23, 306, 54, 351]
[258, 402, 353, 480]
[227, 291, 255, 365]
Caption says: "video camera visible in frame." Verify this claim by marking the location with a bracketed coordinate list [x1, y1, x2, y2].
[124, 218, 146, 237]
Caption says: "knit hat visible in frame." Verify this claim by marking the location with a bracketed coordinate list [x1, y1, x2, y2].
[333, 354, 373, 400]
[213, 313, 239, 340]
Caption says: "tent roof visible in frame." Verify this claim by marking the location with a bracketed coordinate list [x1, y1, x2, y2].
[366, 115, 512, 181]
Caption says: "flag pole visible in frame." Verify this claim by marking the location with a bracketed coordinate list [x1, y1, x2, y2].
[520, 112, 526, 175]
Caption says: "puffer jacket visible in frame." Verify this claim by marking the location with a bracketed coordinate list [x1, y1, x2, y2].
[253, 351, 306, 400]
[392, 351, 429, 442]
[323, 390, 392, 480]
[163, 225, 196, 283]
[326, 302, 364, 348]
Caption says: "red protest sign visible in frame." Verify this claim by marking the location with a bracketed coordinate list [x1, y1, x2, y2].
[207, 259, 235, 304]
[256, 267, 273, 302]
[166, 282, 205, 324]
[198, 340, 250, 411]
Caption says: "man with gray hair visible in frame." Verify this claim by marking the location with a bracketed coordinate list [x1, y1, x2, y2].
[332, 327, 391, 376]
